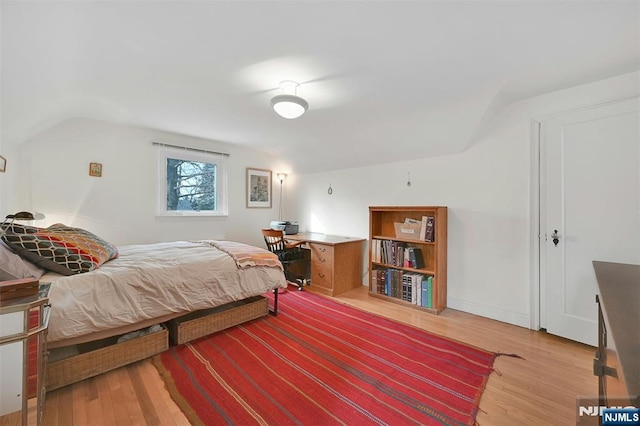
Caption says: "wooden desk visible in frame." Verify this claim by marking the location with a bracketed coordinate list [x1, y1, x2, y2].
[285, 233, 365, 297]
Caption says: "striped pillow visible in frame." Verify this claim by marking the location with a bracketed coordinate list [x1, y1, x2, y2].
[1, 223, 118, 275]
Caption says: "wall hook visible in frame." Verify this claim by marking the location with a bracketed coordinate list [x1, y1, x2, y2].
[407, 172, 412, 187]
[327, 183, 333, 195]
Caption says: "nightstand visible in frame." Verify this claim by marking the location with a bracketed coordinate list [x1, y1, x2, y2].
[0, 282, 51, 425]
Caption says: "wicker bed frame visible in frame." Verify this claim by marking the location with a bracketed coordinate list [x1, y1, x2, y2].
[46, 291, 278, 391]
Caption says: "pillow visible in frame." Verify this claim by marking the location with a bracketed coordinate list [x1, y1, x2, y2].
[1, 223, 119, 276]
[0, 240, 45, 281]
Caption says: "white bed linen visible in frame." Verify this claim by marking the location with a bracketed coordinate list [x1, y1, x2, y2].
[43, 240, 286, 346]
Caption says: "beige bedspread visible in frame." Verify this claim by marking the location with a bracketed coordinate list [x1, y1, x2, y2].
[43, 240, 286, 347]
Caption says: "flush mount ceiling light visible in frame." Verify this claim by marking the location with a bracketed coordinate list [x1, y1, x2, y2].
[271, 81, 309, 119]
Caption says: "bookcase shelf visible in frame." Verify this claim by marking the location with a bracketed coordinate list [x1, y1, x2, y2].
[371, 235, 437, 246]
[368, 206, 447, 314]
[371, 262, 436, 276]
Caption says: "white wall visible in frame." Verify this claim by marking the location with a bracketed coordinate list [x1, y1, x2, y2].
[4, 72, 637, 330]
[287, 71, 640, 329]
[6, 118, 289, 248]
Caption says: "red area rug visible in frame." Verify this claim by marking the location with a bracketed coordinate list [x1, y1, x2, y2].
[154, 289, 496, 425]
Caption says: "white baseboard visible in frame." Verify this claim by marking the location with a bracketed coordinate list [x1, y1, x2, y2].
[447, 296, 531, 329]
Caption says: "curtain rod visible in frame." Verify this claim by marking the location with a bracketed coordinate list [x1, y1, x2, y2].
[152, 141, 230, 157]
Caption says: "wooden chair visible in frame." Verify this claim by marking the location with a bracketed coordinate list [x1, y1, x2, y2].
[261, 228, 310, 290]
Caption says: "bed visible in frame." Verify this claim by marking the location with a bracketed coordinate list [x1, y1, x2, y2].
[0, 223, 286, 389]
[44, 239, 286, 347]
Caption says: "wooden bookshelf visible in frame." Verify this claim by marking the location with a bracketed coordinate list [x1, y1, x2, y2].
[368, 206, 447, 314]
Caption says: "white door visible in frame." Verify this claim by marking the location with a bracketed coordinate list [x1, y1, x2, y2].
[541, 97, 640, 346]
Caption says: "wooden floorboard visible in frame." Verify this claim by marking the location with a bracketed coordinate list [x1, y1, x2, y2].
[41, 285, 596, 425]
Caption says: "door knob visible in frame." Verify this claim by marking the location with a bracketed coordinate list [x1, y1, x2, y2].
[551, 230, 560, 246]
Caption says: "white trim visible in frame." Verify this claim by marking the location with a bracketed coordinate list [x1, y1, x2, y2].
[531, 94, 640, 124]
[529, 120, 541, 331]
[448, 296, 530, 329]
[533, 93, 640, 332]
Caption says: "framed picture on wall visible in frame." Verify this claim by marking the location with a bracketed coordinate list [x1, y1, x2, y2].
[246, 168, 272, 208]
[89, 162, 102, 177]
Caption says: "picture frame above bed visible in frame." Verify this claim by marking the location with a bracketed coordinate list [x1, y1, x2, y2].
[246, 168, 272, 208]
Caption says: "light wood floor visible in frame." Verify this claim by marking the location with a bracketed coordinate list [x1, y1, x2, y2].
[40, 286, 596, 425]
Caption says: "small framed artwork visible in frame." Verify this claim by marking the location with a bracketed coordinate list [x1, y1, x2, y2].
[246, 168, 272, 208]
[89, 162, 102, 177]
[0, 155, 6, 173]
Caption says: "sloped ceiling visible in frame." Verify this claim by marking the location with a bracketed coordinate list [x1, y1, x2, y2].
[2, 1, 638, 173]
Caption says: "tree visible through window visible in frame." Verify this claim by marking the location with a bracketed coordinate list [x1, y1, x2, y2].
[166, 158, 216, 211]
[157, 145, 228, 216]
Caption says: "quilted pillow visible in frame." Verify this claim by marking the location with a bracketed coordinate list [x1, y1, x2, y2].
[1, 223, 119, 275]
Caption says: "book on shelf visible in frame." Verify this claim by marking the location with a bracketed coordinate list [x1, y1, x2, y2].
[372, 239, 382, 263]
[407, 247, 425, 269]
[380, 240, 387, 264]
[424, 216, 435, 242]
[386, 269, 403, 297]
[410, 273, 421, 305]
[420, 216, 428, 241]
[420, 275, 433, 308]
[397, 242, 405, 266]
[380, 241, 407, 267]
[402, 274, 412, 302]
[375, 270, 386, 295]
[396, 272, 424, 305]
[385, 269, 391, 296]
[371, 269, 378, 293]
[377, 268, 434, 308]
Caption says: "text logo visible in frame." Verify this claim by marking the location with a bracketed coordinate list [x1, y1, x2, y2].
[602, 408, 640, 425]
[577, 396, 639, 426]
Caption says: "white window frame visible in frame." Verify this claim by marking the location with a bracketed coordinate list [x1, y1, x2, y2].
[156, 145, 228, 217]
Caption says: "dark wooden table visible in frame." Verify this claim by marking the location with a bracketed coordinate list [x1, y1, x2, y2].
[592, 261, 639, 406]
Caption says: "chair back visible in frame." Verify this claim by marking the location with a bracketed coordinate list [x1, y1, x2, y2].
[262, 228, 286, 253]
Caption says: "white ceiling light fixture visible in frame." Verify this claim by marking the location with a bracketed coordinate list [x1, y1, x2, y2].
[271, 81, 308, 119]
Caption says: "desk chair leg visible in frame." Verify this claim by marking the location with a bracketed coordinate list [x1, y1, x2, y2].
[284, 271, 307, 291]
[294, 278, 305, 291]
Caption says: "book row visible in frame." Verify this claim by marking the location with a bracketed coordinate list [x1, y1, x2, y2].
[371, 239, 425, 269]
[371, 269, 434, 308]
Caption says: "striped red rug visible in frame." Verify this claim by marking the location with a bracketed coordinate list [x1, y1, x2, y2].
[154, 289, 496, 425]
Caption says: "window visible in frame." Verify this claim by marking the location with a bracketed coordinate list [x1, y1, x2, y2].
[157, 146, 228, 216]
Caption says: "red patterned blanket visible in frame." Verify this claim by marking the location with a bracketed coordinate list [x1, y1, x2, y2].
[204, 240, 283, 270]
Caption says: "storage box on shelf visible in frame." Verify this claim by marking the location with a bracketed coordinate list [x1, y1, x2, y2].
[369, 206, 447, 314]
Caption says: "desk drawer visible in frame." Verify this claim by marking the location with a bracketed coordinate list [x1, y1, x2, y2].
[313, 262, 333, 285]
[310, 243, 334, 267]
